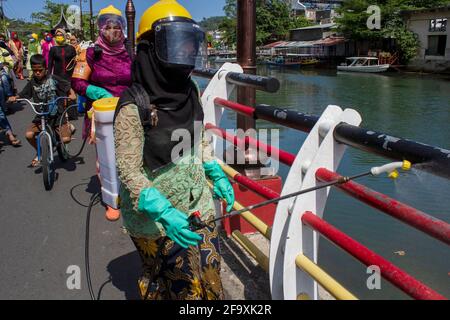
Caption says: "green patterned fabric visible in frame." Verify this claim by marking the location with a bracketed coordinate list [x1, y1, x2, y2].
[115, 104, 216, 240]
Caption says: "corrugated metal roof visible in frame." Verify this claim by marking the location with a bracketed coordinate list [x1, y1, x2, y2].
[262, 37, 345, 49]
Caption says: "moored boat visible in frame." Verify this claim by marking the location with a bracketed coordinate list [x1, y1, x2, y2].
[337, 57, 390, 73]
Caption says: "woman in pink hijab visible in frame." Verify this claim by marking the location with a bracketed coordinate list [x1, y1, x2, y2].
[41, 33, 55, 67]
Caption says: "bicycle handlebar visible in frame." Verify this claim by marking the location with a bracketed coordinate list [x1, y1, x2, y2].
[17, 97, 70, 116]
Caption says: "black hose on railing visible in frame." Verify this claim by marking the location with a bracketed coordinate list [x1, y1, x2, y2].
[333, 123, 450, 180]
[228, 102, 450, 180]
[255, 104, 319, 133]
[192, 68, 217, 78]
[193, 68, 280, 93]
[225, 72, 280, 93]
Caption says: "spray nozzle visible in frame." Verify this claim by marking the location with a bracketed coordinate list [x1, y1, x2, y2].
[401, 160, 412, 171]
[388, 170, 399, 180]
[388, 160, 411, 179]
[370, 160, 412, 177]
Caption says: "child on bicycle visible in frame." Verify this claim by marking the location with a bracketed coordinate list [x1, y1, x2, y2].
[8, 54, 76, 167]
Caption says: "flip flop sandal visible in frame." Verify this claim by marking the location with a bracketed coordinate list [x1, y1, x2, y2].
[31, 157, 40, 168]
[8, 135, 21, 147]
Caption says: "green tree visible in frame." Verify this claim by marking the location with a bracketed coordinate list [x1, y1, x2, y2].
[199, 16, 227, 31]
[219, 16, 237, 49]
[335, 0, 450, 62]
[219, 0, 312, 47]
[29, 0, 95, 41]
[31, 0, 68, 28]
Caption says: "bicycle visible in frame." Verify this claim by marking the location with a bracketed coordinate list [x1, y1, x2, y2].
[18, 97, 76, 190]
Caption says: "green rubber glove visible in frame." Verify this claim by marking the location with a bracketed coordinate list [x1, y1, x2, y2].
[203, 160, 235, 212]
[85, 85, 113, 101]
[138, 188, 202, 248]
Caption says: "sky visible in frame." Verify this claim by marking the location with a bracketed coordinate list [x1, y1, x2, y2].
[4, 0, 227, 23]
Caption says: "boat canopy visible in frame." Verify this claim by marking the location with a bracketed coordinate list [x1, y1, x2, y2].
[346, 57, 379, 60]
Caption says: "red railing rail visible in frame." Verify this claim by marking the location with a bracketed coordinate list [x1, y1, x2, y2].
[205, 123, 296, 166]
[206, 78, 449, 299]
[215, 97, 255, 118]
[316, 168, 450, 246]
[301, 212, 447, 300]
[207, 121, 449, 247]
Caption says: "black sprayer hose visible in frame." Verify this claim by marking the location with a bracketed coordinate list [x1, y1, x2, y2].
[85, 192, 101, 300]
[203, 171, 373, 227]
[59, 104, 88, 159]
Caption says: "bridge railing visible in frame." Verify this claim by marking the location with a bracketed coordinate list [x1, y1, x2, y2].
[193, 63, 449, 300]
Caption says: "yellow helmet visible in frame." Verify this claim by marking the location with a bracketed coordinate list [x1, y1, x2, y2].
[98, 5, 122, 17]
[97, 5, 125, 30]
[137, 0, 192, 40]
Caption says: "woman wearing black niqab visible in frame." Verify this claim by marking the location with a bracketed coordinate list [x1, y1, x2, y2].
[113, 0, 234, 300]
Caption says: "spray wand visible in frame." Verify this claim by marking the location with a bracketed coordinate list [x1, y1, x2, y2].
[189, 160, 412, 231]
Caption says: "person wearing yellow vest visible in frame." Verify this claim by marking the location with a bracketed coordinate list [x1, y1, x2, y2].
[114, 0, 233, 300]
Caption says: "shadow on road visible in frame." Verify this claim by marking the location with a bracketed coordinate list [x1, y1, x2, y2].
[54, 155, 86, 172]
[219, 233, 271, 300]
[4, 101, 25, 115]
[69, 175, 101, 207]
[106, 250, 142, 300]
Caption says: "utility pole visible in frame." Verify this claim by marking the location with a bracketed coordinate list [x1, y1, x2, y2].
[74, 0, 85, 40]
[237, 0, 256, 132]
[125, 0, 136, 57]
[0, 0, 4, 18]
[89, 0, 94, 41]
[79, 0, 83, 40]
[0, 0, 6, 36]
[233, 0, 261, 178]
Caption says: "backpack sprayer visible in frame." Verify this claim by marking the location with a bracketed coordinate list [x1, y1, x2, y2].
[188, 160, 412, 231]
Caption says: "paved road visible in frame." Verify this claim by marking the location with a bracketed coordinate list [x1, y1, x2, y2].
[0, 76, 271, 300]
[0, 77, 141, 300]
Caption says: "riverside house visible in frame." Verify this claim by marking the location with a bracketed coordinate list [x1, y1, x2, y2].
[402, 6, 450, 73]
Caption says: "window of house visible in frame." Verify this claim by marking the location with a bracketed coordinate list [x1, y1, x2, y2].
[426, 35, 447, 56]
[429, 18, 447, 32]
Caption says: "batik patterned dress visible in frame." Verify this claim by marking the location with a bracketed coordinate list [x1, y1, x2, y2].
[114, 103, 224, 300]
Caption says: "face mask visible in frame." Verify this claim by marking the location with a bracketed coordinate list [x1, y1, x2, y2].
[55, 36, 65, 44]
[30, 38, 36, 43]
[45, 37, 52, 42]
[101, 28, 123, 45]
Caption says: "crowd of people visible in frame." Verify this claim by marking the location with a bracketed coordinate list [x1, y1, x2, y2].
[1, 1, 234, 300]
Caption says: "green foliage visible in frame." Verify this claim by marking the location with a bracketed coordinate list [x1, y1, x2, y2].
[335, 0, 450, 62]
[199, 16, 227, 31]
[219, 0, 312, 47]
[291, 15, 313, 30]
[219, 17, 237, 49]
[12, 0, 97, 41]
[1, 18, 48, 41]
[31, 0, 68, 27]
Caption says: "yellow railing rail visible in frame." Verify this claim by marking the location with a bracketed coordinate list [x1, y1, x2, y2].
[232, 230, 269, 272]
[209, 162, 356, 300]
[206, 180, 272, 240]
[295, 254, 358, 300]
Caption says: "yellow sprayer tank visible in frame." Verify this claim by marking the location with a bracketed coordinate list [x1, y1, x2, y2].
[92, 97, 120, 209]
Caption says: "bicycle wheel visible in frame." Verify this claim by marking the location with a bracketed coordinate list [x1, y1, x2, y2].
[40, 134, 55, 191]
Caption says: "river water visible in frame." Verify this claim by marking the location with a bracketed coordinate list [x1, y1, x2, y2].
[196, 65, 450, 299]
